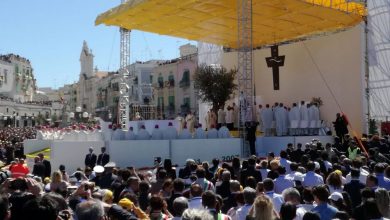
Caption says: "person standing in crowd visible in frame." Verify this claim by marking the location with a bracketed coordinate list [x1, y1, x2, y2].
[97, 147, 110, 166]
[38, 153, 51, 178]
[333, 113, 349, 143]
[84, 147, 97, 169]
[217, 108, 226, 130]
[261, 104, 274, 136]
[226, 106, 234, 131]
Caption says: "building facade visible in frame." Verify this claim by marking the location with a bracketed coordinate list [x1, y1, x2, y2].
[152, 44, 198, 119]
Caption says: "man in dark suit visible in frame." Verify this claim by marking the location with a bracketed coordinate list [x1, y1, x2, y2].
[84, 147, 97, 168]
[32, 156, 46, 180]
[38, 153, 51, 178]
[344, 168, 365, 208]
[97, 147, 110, 166]
[240, 157, 262, 187]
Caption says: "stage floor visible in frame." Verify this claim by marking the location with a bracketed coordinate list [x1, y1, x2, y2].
[256, 135, 334, 156]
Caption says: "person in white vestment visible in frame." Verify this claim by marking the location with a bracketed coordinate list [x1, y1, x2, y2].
[232, 102, 239, 129]
[36, 126, 44, 140]
[288, 103, 301, 136]
[217, 108, 226, 129]
[125, 127, 137, 140]
[275, 103, 288, 136]
[225, 106, 234, 131]
[178, 125, 192, 139]
[137, 125, 150, 140]
[309, 103, 320, 135]
[261, 104, 274, 137]
[61, 127, 72, 141]
[257, 104, 263, 133]
[175, 114, 185, 133]
[207, 125, 218, 139]
[299, 101, 309, 135]
[185, 112, 195, 133]
[163, 122, 178, 140]
[218, 126, 231, 138]
[194, 124, 207, 139]
[79, 125, 89, 141]
[151, 125, 163, 140]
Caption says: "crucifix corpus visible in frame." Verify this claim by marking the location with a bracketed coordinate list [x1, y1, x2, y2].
[266, 45, 285, 90]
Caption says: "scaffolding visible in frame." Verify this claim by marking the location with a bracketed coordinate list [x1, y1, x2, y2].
[237, 0, 254, 157]
[118, 0, 131, 130]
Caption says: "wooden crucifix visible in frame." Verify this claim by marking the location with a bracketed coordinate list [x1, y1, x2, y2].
[266, 45, 285, 90]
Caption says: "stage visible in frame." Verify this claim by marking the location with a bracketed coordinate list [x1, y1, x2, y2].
[24, 135, 334, 172]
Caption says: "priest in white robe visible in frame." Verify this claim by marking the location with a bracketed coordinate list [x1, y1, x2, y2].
[151, 125, 163, 140]
[217, 108, 226, 129]
[299, 101, 310, 135]
[207, 125, 218, 139]
[125, 127, 137, 140]
[175, 114, 185, 133]
[218, 126, 231, 138]
[36, 126, 44, 140]
[194, 124, 207, 139]
[163, 122, 178, 140]
[308, 103, 320, 135]
[257, 105, 263, 133]
[70, 125, 81, 141]
[137, 125, 150, 140]
[185, 112, 195, 133]
[261, 104, 274, 137]
[288, 103, 301, 136]
[275, 103, 288, 136]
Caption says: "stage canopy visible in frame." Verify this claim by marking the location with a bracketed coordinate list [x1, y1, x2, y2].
[96, 0, 366, 49]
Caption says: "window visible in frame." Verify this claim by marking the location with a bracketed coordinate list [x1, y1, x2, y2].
[4, 69, 7, 83]
[168, 75, 174, 86]
[183, 97, 190, 106]
[158, 75, 164, 88]
[150, 75, 153, 83]
[157, 97, 164, 107]
[168, 96, 175, 105]
[180, 69, 190, 88]
[15, 65, 19, 73]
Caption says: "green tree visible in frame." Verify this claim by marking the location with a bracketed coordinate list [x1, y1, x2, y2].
[194, 64, 237, 111]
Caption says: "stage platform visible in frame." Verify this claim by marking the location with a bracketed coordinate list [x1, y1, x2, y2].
[256, 135, 334, 156]
[23, 135, 334, 172]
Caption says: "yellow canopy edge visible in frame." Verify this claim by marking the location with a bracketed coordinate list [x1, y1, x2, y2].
[95, 0, 366, 48]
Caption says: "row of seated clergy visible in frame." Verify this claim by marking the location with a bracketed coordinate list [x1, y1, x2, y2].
[110, 124, 231, 140]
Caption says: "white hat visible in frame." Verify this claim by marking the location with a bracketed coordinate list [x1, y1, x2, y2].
[93, 165, 105, 173]
[328, 192, 343, 201]
[293, 173, 304, 182]
[314, 162, 320, 170]
[104, 162, 116, 168]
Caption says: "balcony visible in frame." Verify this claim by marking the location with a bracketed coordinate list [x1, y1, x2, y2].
[158, 81, 164, 89]
[179, 80, 190, 88]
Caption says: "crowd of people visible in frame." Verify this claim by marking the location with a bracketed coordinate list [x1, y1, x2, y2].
[0, 130, 390, 220]
[0, 95, 54, 106]
[0, 127, 35, 165]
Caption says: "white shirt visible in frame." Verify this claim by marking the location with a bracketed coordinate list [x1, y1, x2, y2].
[274, 175, 295, 194]
[264, 191, 284, 213]
[226, 110, 233, 124]
[345, 167, 369, 184]
[303, 171, 324, 187]
[188, 197, 202, 209]
[260, 168, 269, 180]
[236, 204, 252, 220]
[294, 205, 308, 220]
[279, 158, 291, 174]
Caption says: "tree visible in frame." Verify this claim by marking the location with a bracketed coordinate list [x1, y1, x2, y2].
[194, 64, 237, 112]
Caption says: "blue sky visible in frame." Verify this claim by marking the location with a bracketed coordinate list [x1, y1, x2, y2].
[0, 0, 194, 88]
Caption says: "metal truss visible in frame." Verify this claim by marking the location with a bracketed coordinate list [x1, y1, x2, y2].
[237, 0, 254, 156]
[118, 24, 131, 130]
